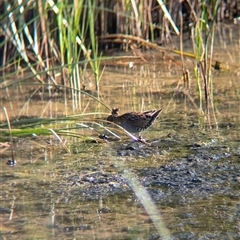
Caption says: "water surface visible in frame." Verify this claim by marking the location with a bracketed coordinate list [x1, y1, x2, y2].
[1, 33, 240, 239]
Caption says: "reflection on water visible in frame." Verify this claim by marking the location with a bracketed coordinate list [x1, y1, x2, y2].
[1, 37, 240, 239]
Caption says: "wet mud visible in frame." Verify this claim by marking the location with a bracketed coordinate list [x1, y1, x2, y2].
[49, 129, 240, 239]
[62, 134, 240, 203]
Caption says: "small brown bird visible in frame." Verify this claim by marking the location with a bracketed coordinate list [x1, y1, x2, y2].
[107, 108, 162, 135]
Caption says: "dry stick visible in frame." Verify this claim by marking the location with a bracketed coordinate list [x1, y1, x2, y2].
[76, 122, 121, 140]
[49, 129, 70, 153]
[130, 43, 148, 62]
[100, 34, 183, 66]
[179, 3, 193, 110]
[179, 6, 186, 85]
[9, 195, 15, 221]
[143, 0, 148, 39]
[100, 33, 204, 68]
[3, 107, 14, 161]
[199, 61, 209, 112]
[147, 0, 153, 40]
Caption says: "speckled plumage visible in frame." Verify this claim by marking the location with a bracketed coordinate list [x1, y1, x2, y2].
[107, 108, 162, 134]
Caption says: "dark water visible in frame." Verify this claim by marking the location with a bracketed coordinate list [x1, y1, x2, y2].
[1, 38, 240, 239]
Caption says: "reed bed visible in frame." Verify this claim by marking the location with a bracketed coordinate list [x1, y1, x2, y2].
[1, 0, 239, 140]
[1, 0, 239, 149]
[1, 0, 238, 90]
[0, 0, 240, 124]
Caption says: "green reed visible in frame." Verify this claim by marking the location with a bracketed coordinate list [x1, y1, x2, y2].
[87, 0, 102, 92]
[1, 0, 105, 108]
[191, 0, 220, 119]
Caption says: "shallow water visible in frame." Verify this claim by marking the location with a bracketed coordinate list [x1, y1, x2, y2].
[1, 33, 240, 239]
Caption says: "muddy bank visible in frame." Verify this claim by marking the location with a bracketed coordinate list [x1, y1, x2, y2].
[61, 137, 240, 202]
[48, 132, 240, 239]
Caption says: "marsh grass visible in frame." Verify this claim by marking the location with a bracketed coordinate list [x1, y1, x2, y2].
[1, 1, 237, 115]
[0, 109, 112, 160]
[186, 0, 220, 125]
